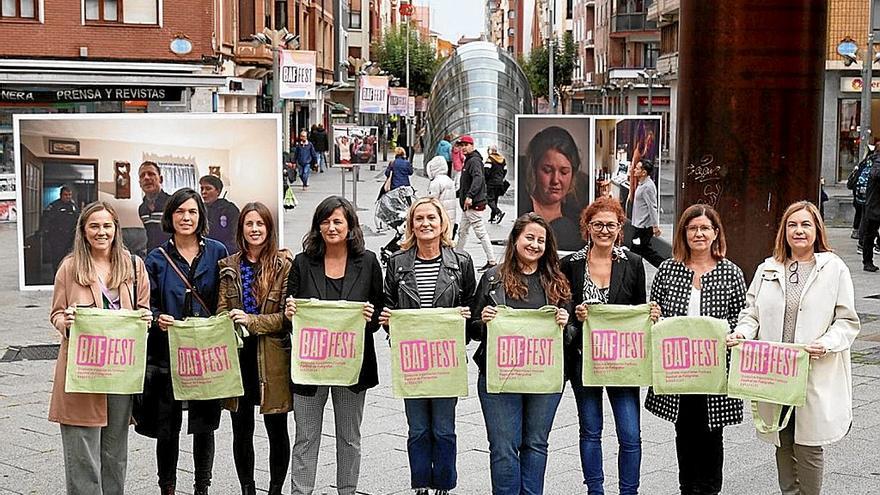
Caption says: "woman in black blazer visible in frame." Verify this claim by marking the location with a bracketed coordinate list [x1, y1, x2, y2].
[560, 196, 658, 495]
[282, 196, 383, 495]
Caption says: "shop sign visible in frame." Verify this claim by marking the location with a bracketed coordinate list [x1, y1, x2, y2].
[279, 50, 317, 100]
[638, 96, 671, 106]
[841, 77, 880, 92]
[0, 86, 183, 103]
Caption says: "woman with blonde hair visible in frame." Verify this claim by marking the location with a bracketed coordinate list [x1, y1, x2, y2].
[49, 201, 151, 494]
[379, 196, 476, 495]
[733, 200, 860, 495]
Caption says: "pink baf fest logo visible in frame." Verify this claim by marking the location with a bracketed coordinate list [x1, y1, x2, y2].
[299, 327, 357, 361]
[496, 336, 555, 368]
[177, 345, 233, 377]
[75, 335, 137, 367]
[399, 340, 459, 372]
[661, 337, 720, 370]
[591, 330, 646, 361]
[739, 341, 800, 377]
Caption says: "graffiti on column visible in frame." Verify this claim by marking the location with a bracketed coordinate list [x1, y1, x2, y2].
[687, 154, 723, 208]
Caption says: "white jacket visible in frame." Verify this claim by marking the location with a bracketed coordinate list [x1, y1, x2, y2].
[426, 155, 457, 222]
[735, 252, 860, 446]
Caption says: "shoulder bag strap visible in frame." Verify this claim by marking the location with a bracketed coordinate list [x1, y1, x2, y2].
[131, 254, 138, 308]
[157, 247, 210, 312]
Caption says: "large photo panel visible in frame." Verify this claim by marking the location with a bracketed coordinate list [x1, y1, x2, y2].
[15, 114, 282, 290]
[515, 115, 592, 252]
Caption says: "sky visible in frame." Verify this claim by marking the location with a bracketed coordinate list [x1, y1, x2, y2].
[422, 0, 486, 43]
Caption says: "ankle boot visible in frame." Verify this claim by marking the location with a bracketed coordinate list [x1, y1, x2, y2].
[268, 482, 284, 495]
[159, 485, 175, 495]
[193, 484, 209, 495]
[241, 483, 257, 495]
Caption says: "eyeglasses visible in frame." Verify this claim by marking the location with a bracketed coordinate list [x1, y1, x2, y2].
[589, 222, 620, 233]
[788, 261, 799, 284]
[686, 225, 715, 235]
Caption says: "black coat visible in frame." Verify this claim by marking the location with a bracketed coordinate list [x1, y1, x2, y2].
[865, 162, 880, 222]
[309, 129, 329, 152]
[458, 150, 487, 208]
[286, 250, 384, 394]
[560, 246, 646, 385]
[384, 246, 476, 311]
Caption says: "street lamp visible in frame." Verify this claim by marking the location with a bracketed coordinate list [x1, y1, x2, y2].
[251, 27, 300, 150]
[639, 68, 659, 115]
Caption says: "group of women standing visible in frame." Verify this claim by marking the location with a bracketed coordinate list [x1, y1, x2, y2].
[50, 186, 859, 495]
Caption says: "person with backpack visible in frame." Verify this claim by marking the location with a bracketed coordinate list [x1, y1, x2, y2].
[847, 141, 875, 239]
[861, 154, 880, 272]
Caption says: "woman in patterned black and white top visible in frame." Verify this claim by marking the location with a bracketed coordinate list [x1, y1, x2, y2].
[644, 204, 747, 495]
[560, 197, 660, 495]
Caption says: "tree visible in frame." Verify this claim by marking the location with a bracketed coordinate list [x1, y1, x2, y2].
[522, 31, 576, 111]
[371, 22, 442, 96]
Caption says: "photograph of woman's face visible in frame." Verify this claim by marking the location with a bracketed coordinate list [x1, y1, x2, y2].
[533, 148, 573, 207]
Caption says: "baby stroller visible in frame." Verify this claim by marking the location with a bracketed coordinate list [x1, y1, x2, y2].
[375, 185, 416, 266]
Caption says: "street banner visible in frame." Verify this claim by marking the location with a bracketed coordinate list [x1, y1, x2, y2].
[388, 87, 409, 116]
[359, 75, 389, 114]
[292, 299, 365, 386]
[168, 313, 243, 400]
[279, 50, 317, 100]
[651, 316, 729, 395]
[487, 306, 564, 394]
[390, 308, 468, 398]
[408, 96, 416, 117]
[582, 304, 653, 386]
[65, 307, 148, 394]
[728, 340, 810, 432]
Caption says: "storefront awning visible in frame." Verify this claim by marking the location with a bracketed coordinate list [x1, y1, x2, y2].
[0, 59, 226, 88]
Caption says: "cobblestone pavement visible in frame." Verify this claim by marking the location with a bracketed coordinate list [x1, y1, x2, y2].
[1, 157, 879, 494]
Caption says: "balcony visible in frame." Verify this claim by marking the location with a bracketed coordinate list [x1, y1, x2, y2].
[612, 13, 657, 33]
[656, 52, 678, 76]
[647, 0, 680, 22]
[584, 29, 595, 48]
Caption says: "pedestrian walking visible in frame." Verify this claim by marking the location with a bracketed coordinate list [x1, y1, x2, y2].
[560, 196, 660, 495]
[49, 201, 151, 495]
[426, 155, 457, 226]
[455, 135, 497, 271]
[732, 201, 860, 495]
[452, 140, 465, 189]
[137, 188, 228, 495]
[309, 124, 330, 172]
[629, 160, 666, 268]
[379, 197, 476, 495]
[283, 196, 383, 495]
[292, 131, 318, 190]
[470, 213, 571, 495]
[216, 202, 293, 495]
[644, 204, 747, 495]
[484, 145, 508, 224]
[436, 134, 453, 176]
[859, 151, 880, 272]
[379, 147, 414, 201]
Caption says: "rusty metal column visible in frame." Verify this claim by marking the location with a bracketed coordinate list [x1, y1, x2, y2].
[675, 0, 827, 277]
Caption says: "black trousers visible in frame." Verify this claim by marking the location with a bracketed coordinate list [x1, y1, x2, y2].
[632, 226, 666, 268]
[853, 202, 864, 231]
[157, 431, 215, 489]
[675, 395, 724, 495]
[486, 187, 503, 220]
[862, 217, 880, 266]
[230, 404, 290, 489]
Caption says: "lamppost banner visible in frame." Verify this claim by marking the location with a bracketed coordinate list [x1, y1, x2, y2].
[408, 96, 416, 117]
[279, 50, 317, 100]
[388, 87, 408, 115]
[359, 76, 389, 114]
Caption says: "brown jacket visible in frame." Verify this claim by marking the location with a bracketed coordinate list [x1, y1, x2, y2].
[217, 249, 294, 414]
[49, 254, 151, 427]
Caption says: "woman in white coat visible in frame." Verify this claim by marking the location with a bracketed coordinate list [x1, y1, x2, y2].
[731, 200, 860, 495]
[426, 155, 457, 231]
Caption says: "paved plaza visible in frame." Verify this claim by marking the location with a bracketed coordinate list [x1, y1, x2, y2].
[1, 158, 879, 494]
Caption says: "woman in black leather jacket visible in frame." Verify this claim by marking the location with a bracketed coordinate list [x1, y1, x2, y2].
[379, 196, 476, 495]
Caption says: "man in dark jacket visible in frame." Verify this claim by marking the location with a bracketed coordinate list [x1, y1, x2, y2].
[138, 161, 172, 254]
[862, 159, 880, 272]
[42, 185, 78, 272]
[293, 130, 318, 189]
[199, 175, 240, 255]
[455, 135, 496, 271]
[309, 124, 329, 172]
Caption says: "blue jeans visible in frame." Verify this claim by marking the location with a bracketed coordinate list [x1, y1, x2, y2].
[297, 162, 311, 186]
[317, 151, 327, 171]
[572, 384, 642, 495]
[477, 374, 562, 495]
[404, 397, 458, 490]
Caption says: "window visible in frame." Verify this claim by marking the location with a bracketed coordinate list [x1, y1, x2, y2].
[238, 0, 255, 40]
[1, 0, 37, 19]
[274, 0, 287, 29]
[85, 0, 157, 23]
[507, 9, 514, 18]
[349, 0, 361, 29]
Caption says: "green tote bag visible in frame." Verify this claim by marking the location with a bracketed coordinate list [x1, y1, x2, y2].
[291, 299, 366, 386]
[582, 303, 653, 386]
[651, 316, 729, 395]
[168, 312, 244, 401]
[65, 307, 149, 394]
[486, 305, 564, 394]
[389, 308, 468, 398]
